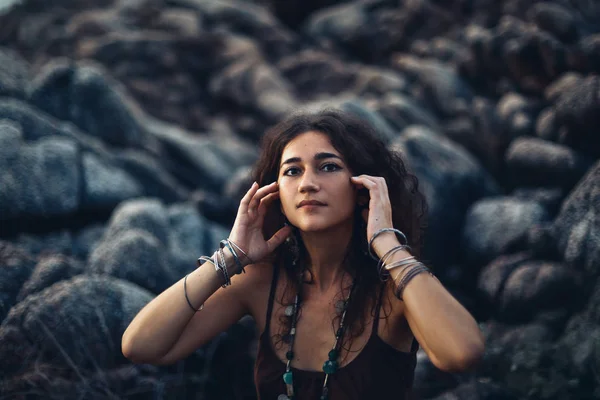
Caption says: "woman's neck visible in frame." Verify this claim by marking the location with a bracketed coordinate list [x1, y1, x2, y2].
[299, 223, 353, 294]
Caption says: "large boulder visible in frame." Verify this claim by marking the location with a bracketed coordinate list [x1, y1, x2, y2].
[462, 197, 551, 268]
[553, 161, 600, 277]
[392, 125, 500, 270]
[0, 275, 153, 378]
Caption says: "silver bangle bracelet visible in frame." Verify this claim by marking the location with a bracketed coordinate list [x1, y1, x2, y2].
[368, 228, 408, 261]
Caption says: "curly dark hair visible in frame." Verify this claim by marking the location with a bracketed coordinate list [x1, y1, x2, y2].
[251, 109, 428, 356]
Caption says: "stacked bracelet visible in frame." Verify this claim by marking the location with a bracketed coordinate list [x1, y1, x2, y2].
[393, 263, 433, 301]
[368, 229, 435, 301]
[376, 244, 412, 279]
[368, 228, 408, 261]
[196, 239, 252, 288]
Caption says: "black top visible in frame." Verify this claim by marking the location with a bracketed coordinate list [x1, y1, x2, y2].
[254, 265, 418, 399]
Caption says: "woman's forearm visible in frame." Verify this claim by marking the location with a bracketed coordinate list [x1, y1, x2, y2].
[398, 269, 484, 371]
[121, 253, 227, 363]
[374, 235, 484, 372]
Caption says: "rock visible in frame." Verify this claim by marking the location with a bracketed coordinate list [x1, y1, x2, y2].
[512, 188, 565, 218]
[82, 151, 144, 210]
[28, 60, 158, 151]
[0, 363, 187, 400]
[391, 125, 500, 270]
[580, 34, 600, 73]
[527, 3, 579, 43]
[190, 189, 239, 228]
[259, 0, 342, 29]
[209, 58, 299, 124]
[552, 314, 600, 397]
[303, 2, 369, 55]
[552, 75, 600, 157]
[114, 149, 189, 203]
[277, 49, 358, 100]
[462, 197, 551, 268]
[149, 124, 258, 191]
[354, 66, 409, 97]
[0, 275, 153, 378]
[544, 72, 583, 103]
[103, 198, 171, 246]
[11, 230, 74, 258]
[373, 93, 440, 133]
[166, 203, 227, 277]
[16, 254, 84, 301]
[413, 349, 460, 399]
[300, 97, 398, 143]
[393, 55, 473, 117]
[88, 229, 175, 294]
[0, 98, 112, 157]
[479, 321, 560, 399]
[478, 253, 581, 323]
[0, 132, 81, 220]
[429, 380, 518, 400]
[72, 224, 105, 260]
[0, 242, 36, 323]
[495, 92, 539, 137]
[0, 47, 31, 98]
[170, 0, 298, 61]
[505, 137, 593, 191]
[552, 161, 600, 277]
[535, 107, 558, 142]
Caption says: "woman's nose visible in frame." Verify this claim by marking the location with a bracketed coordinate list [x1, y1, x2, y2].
[299, 170, 319, 192]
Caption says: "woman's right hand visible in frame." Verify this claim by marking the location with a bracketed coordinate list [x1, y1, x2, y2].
[228, 181, 292, 266]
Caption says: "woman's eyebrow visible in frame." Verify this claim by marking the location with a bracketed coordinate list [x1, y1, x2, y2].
[280, 152, 343, 167]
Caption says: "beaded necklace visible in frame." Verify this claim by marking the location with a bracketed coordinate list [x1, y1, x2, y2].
[278, 276, 358, 400]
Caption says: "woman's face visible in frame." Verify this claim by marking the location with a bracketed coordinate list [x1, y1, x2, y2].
[277, 131, 358, 233]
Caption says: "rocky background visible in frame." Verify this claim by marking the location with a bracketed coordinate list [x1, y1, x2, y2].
[0, 0, 599, 399]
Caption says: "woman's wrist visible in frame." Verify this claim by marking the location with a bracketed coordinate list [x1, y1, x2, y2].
[372, 233, 402, 259]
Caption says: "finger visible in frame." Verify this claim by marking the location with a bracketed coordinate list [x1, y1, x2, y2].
[266, 224, 292, 253]
[239, 182, 259, 213]
[247, 182, 278, 213]
[257, 191, 279, 217]
[351, 175, 377, 191]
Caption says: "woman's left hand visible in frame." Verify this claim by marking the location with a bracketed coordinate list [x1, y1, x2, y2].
[350, 175, 396, 254]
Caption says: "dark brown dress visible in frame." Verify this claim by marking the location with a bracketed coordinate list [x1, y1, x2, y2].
[254, 266, 418, 399]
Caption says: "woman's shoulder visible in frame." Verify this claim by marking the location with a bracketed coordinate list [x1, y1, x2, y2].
[232, 261, 278, 323]
[232, 261, 276, 299]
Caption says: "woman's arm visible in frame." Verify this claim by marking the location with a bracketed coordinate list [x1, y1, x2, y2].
[122, 181, 290, 365]
[349, 174, 484, 373]
[121, 249, 249, 365]
[377, 235, 485, 373]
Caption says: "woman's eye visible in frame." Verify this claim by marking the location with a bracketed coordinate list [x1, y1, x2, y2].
[322, 163, 341, 172]
[283, 167, 300, 176]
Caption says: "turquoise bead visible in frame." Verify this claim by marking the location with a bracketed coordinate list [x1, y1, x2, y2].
[283, 371, 294, 385]
[328, 349, 339, 361]
[322, 360, 338, 374]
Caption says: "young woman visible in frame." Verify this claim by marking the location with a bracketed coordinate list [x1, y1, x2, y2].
[122, 110, 484, 399]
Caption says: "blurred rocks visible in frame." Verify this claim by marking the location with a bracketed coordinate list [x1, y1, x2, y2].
[462, 197, 551, 267]
[553, 161, 600, 277]
[505, 137, 593, 191]
[0, 0, 599, 398]
[392, 125, 499, 270]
